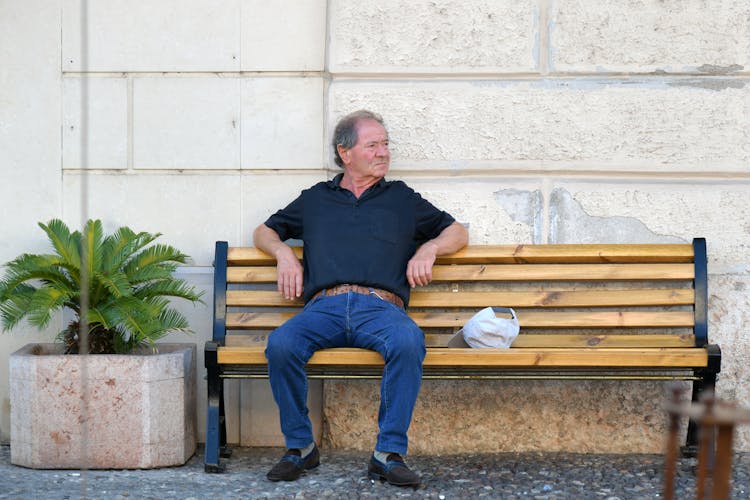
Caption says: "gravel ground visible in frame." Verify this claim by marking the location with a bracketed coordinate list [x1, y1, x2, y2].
[1, 445, 748, 499]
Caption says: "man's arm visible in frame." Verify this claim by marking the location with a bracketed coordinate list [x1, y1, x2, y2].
[253, 224, 303, 299]
[406, 221, 469, 288]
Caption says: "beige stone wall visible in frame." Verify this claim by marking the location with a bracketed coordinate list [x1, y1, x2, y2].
[324, 379, 681, 454]
[2, 0, 749, 452]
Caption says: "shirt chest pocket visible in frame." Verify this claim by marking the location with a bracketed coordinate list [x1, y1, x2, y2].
[368, 209, 401, 244]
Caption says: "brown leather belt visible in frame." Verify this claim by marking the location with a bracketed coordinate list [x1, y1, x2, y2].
[313, 284, 404, 309]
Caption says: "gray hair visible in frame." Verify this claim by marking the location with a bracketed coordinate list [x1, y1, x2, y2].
[332, 110, 385, 167]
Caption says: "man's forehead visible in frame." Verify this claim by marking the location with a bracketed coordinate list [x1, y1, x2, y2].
[355, 119, 388, 140]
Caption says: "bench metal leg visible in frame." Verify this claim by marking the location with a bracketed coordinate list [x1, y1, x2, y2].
[683, 344, 722, 457]
[219, 386, 232, 458]
[205, 343, 228, 472]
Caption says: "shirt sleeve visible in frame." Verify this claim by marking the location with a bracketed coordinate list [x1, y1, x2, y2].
[411, 190, 456, 243]
[263, 192, 305, 241]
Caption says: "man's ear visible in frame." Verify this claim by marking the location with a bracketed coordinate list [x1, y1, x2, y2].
[337, 144, 349, 166]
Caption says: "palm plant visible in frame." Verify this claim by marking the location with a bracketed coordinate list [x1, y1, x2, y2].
[0, 219, 203, 354]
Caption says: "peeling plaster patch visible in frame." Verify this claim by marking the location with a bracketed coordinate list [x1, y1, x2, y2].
[494, 188, 543, 243]
[548, 188, 685, 244]
[696, 64, 744, 75]
[668, 79, 746, 91]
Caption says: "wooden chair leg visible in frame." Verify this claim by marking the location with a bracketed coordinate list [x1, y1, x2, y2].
[711, 423, 734, 500]
[664, 385, 683, 500]
[696, 419, 714, 500]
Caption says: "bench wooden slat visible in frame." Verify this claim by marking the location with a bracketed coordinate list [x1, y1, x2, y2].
[224, 333, 696, 348]
[226, 310, 694, 330]
[420, 244, 694, 264]
[227, 267, 278, 283]
[482, 310, 694, 328]
[439, 334, 696, 348]
[432, 263, 694, 281]
[225, 332, 696, 349]
[225, 289, 694, 308]
[226, 244, 695, 266]
[227, 263, 695, 284]
[216, 346, 708, 368]
[228, 247, 302, 265]
[409, 290, 695, 308]
[422, 348, 709, 368]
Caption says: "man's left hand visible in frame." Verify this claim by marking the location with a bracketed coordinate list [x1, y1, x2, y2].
[406, 241, 438, 287]
[405, 222, 469, 288]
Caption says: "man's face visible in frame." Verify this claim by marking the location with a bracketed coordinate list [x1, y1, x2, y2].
[340, 119, 390, 180]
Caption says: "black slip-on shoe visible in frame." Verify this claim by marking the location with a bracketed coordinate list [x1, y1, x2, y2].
[266, 445, 320, 482]
[368, 453, 421, 487]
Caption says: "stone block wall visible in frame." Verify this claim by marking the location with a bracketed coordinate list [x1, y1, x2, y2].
[1, 0, 748, 452]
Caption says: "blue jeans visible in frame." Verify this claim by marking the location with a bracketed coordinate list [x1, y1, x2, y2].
[265, 291, 426, 455]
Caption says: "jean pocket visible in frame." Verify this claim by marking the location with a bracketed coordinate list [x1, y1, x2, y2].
[302, 294, 323, 310]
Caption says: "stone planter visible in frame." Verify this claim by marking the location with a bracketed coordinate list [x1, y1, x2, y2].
[10, 343, 196, 469]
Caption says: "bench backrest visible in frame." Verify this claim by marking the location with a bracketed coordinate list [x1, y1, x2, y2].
[212, 239, 708, 350]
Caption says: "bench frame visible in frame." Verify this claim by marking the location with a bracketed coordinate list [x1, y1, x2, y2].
[204, 238, 721, 472]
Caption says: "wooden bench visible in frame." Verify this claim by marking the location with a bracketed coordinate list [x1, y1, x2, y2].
[204, 238, 721, 472]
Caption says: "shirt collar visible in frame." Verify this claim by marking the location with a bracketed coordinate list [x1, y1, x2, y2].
[328, 173, 387, 191]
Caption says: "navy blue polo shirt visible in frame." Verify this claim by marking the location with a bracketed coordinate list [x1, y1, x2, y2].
[263, 173, 456, 306]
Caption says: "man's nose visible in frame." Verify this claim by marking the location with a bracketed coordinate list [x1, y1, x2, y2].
[376, 144, 389, 156]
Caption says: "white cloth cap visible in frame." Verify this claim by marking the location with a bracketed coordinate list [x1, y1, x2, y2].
[460, 307, 519, 348]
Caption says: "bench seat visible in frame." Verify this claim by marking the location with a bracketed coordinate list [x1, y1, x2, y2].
[216, 346, 708, 370]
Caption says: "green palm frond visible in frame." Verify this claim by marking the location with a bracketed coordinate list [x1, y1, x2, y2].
[0, 284, 34, 330]
[126, 263, 177, 285]
[0, 254, 76, 293]
[145, 307, 192, 341]
[0, 252, 78, 329]
[135, 279, 204, 303]
[91, 270, 132, 301]
[124, 244, 189, 280]
[82, 219, 104, 278]
[26, 286, 71, 329]
[115, 306, 192, 353]
[86, 298, 150, 335]
[114, 308, 149, 343]
[102, 227, 159, 274]
[100, 227, 134, 272]
[86, 307, 112, 331]
[38, 219, 81, 271]
[100, 297, 158, 344]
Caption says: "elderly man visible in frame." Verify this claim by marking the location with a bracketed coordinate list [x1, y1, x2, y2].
[253, 110, 468, 487]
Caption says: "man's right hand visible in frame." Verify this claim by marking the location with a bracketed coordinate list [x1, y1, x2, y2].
[274, 246, 303, 300]
[253, 224, 303, 300]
